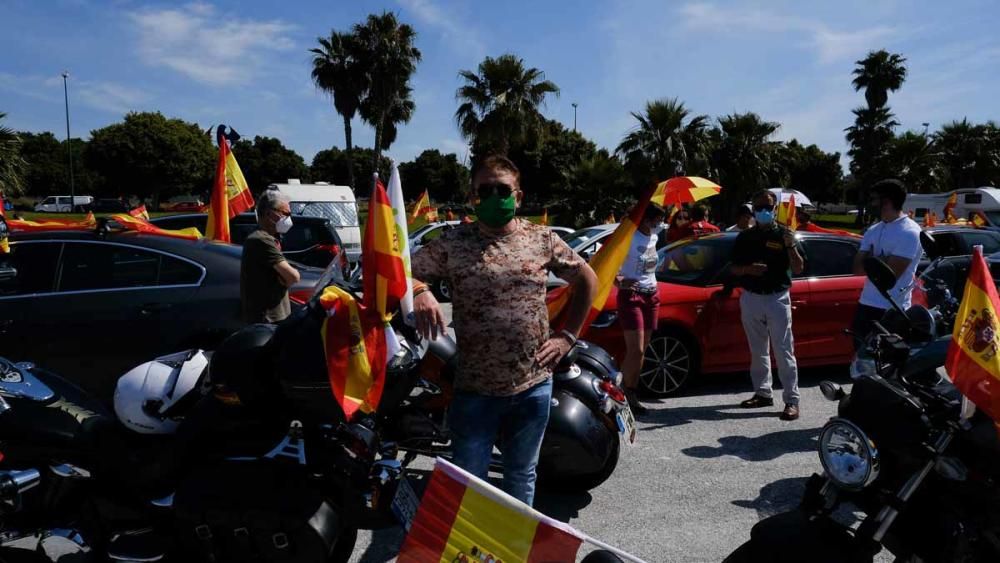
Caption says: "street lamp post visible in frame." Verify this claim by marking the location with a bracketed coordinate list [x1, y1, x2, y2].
[571, 103, 578, 132]
[62, 71, 75, 213]
[922, 122, 930, 136]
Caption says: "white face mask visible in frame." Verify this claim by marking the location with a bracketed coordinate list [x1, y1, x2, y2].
[275, 214, 293, 234]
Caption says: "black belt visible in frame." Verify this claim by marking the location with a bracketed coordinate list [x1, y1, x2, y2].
[621, 285, 657, 296]
[744, 287, 790, 296]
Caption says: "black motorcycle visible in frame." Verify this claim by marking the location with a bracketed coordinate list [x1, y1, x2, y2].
[725, 257, 1000, 563]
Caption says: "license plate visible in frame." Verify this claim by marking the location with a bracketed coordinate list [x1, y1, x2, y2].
[391, 476, 421, 531]
[616, 404, 638, 445]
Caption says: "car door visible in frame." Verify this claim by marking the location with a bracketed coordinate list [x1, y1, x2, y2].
[796, 237, 862, 364]
[960, 230, 1000, 255]
[27, 241, 203, 396]
[0, 241, 64, 363]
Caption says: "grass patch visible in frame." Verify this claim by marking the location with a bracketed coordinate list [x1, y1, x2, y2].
[813, 214, 857, 225]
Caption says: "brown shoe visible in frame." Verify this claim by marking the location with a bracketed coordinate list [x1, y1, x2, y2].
[740, 395, 774, 409]
[780, 404, 800, 421]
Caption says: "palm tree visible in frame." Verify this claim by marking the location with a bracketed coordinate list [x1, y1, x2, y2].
[375, 86, 415, 151]
[455, 53, 560, 155]
[0, 113, 26, 197]
[887, 131, 941, 193]
[354, 12, 421, 182]
[615, 98, 712, 184]
[711, 112, 783, 219]
[311, 31, 367, 190]
[561, 150, 631, 227]
[852, 50, 908, 110]
[934, 119, 995, 189]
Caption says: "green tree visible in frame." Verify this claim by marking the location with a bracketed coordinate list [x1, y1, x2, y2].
[398, 149, 469, 203]
[934, 119, 1000, 189]
[886, 131, 941, 193]
[231, 136, 310, 195]
[616, 98, 712, 190]
[559, 150, 632, 228]
[311, 146, 390, 188]
[84, 112, 214, 208]
[354, 12, 421, 181]
[18, 133, 101, 197]
[455, 53, 560, 155]
[711, 112, 783, 220]
[311, 30, 367, 190]
[781, 139, 843, 204]
[508, 118, 597, 208]
[851, 50, 908, 110]
[0, 113, 26, 197]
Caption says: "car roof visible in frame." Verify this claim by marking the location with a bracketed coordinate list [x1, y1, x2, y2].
[9, 229, 243, 256]
[925, 226, 1000, 234]
[151, 212, 333, 225]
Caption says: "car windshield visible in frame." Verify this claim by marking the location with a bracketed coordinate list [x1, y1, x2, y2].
[655, 237, 733, 286]
[564, 227, 609, 249]
[290, 201, 358, 227]
[985, 212, 1000, 227]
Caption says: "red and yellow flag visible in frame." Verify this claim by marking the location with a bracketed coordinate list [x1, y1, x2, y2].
[410, 190, 434, 225]
[129, 205, 150, 220]
[944, 192, 958, 224]
[424, 208, 439, 223]
[540, 208, 549, 226]
[7, 212, 97, 233]
[398, 458, 584, 563]
[0, 192, 6, 218]
[972, 211, 988, 228]
[110, 214, 202, 240]
[604, 213, 616, 224]
[364, 179, 408, 320]
[319, 285, 387, 419]
[777, 194, 799, 231]
[548, 183, 659, 336]
[925, 211, 938, 227]
[946, 246, 1000, 422]
[0, 215, 8, 254]
[206, 133, 254, 242]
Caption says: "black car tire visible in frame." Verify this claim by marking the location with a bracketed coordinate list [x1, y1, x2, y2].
[639, 328, 698, 397]
[328, 527, 358, 563]
[543, 435, 620, 493]
[433, 279, 452, 303]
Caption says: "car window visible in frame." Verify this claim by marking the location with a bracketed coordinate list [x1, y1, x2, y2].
[421, 225, 453, 244]
[961, 231, 1000, 255]
[59, 243, 199, 291]
[230, 224, 257, 245]
[0, 242, 63, 297]
[933, 233, 963, 257]
[656, 238, 732, 286]
[800, 239, 858, 277]
[58, 197, 70, 204]
[290, 201, 358, 228]
[42, 197, 55, 205]
[281, 224, 322, 251]
[564, 227, 608, 248]
[579, 240, 603, 260]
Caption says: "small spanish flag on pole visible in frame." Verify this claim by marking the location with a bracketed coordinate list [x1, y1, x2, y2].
[206, 125, 255, 242]
[944, 192, 958, 224]
[947, 246, 1000, 422]
[777, 194, 799, 231]
[129, 204, 150, 221]
[540, 208, 549, 226]
[409, 190, 433, 224]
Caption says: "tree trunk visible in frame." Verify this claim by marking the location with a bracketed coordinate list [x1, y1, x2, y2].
[371, 114, 383, 197]
[343, 115, 355, 191]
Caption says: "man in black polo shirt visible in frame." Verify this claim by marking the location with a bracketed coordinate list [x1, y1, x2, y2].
[730, 190, 805, 420]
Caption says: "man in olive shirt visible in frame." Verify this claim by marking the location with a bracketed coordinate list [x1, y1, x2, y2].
[730, 190, 805, 420]
[240, 189, 300, 323]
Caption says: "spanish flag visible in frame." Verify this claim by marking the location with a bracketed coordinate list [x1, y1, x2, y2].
[7, 212, 97, 232]
[410, 190, 433, 225]
[777, 194, 799, 231]
[398, 458, 585, 563]
[364, 177, 408, 320]
[0, 192, 6, 218]
[944, 192, 958, 224]
[129, 205, 150, 220]
[110, 214, 202, 240]
[0, 216, 8, 254]
[319, 285, 387, 418]
[925, 210, 937, 227]
[206, 128, 254, 242]
[946, 246, 1000, 422]
[540, 208, 549, 226]
[548, 183, 658, 336]
[972, 211, 989, 228]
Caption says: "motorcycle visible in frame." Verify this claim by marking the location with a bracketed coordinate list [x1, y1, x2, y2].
[725, 255, 1000, 563]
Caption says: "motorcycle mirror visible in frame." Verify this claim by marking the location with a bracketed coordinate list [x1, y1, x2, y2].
[904, 305, 936, 341]
[819, 380, 846, 402]
[920, 230, 940, 260]
[864, 256, 897, 295]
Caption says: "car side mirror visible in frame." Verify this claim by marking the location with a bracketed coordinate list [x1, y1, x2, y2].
[920, 231, 940, 260]
[863, 256, 896, 295]
[580, 249, 595, 262]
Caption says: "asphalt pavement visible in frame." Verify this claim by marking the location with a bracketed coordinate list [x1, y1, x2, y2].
[349, 304, 878, 562]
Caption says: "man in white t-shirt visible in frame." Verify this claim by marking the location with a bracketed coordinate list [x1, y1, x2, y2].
[851, 179, 923, 349]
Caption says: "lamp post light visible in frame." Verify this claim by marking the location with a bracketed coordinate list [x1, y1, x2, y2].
[922, 122, 930, 136]
[571, 103, 578, 132]
[62, 71, 75, 213]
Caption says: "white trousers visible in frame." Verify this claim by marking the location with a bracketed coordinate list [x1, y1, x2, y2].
[739, 290, 800, 405]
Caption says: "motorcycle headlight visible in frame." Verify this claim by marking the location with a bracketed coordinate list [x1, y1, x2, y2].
[849, 356, 877, 380]
[818, 419, 879, 491]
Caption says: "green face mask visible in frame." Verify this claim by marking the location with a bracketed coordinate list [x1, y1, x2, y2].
[475, 194, 517, 228]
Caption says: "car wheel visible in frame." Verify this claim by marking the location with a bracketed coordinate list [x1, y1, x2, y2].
[639, 329, 697, 397]
[433, 279, 452, 303]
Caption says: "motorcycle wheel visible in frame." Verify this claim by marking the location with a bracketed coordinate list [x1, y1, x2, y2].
[722, 541, 756, 563]
[328, 527, 358, 563]
[542, 437, 620, 493]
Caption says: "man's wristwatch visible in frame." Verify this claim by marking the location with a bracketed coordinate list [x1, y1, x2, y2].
[559, 329, 578, 345]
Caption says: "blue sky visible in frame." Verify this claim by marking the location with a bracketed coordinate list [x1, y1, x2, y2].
[3, 0, 999, 170]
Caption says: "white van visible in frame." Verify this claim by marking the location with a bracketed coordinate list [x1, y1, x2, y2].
[907, 187, 1000, 226]
[34, 195, 94, 213]
[268, 180, 361, 263]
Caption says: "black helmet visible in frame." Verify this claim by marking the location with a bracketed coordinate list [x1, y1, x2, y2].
[210, 323, 279, 409]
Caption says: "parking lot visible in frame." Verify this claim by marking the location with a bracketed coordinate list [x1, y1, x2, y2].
[349, 305, 856, 562]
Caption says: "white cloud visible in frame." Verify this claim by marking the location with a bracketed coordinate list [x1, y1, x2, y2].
[396, 0, 486, 62]
[129, 3, 295, 86]
[0, 72, 148, 115]
[678, 2, 896, 64]
[76, 80, 151, 114]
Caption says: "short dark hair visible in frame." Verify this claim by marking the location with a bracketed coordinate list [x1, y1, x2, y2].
[871, 179, 907, 210]
[644, 202, 667, 221]
[737, 204, 753, 217]
[752, 190, 777, 205]
[471, 154, 520, 185]
[690, 205, 708, 221]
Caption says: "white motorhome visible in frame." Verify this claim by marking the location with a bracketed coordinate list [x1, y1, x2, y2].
[33, 195, 94, 213]
[906, 187, 1000, 227]
[268, 180, 361, 263]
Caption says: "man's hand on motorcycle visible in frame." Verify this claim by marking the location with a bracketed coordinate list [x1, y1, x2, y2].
[535, 335, 573, 369]
[414, 291, 447, 341]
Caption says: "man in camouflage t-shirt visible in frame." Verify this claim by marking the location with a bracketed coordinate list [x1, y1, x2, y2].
[411, 155, 598, 506]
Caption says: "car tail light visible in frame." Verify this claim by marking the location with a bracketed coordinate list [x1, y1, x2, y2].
[289, 289, 311, 305]
[598, 380, 626, 404]
[317, 243, 341, 255]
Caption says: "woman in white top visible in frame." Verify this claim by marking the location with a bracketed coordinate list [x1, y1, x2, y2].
[615, 203, 668, 414]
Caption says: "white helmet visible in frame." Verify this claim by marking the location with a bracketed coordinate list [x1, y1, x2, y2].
[114, 350, 209, 434]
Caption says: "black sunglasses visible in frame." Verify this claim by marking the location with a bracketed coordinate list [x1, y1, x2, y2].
[753, 204, 775, 212]
[476, 182, 515, 200]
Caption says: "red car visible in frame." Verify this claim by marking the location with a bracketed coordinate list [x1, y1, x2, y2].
[583, 232, 864, 396]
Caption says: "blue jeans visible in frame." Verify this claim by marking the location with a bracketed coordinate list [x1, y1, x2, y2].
[448, 379, 552, 506]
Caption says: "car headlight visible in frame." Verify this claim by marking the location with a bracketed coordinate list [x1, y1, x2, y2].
[849, 356, 877, 380]
[819, 418, 879, 491]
